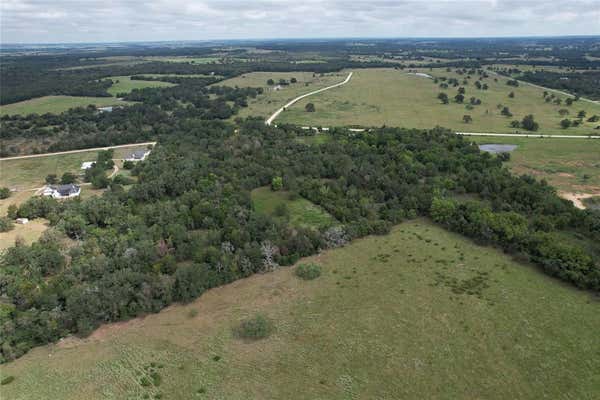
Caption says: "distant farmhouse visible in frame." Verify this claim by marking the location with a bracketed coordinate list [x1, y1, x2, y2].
[124, 149, 151, 162]
[97, 106, 114, 113]
[81, 161, 95, 170]
[42, 184, 81, 199]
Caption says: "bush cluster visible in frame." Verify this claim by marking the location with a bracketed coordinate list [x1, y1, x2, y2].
[295, 263, 322, 280]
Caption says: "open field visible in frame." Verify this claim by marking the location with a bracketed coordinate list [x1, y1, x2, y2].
[217, 71, 345, 119]
[137, 73, 221, 79]
[105, 76, 175, 96]
[1, 219, 598, 399]
[0, 190, 37, 217]
[251, 186, 336, 228]
[145, 56, 222, 64]
[0, 145, 149, 190]
[0, 96, 133, 116]
[469, 136, 600, 194]
[0, 219, 48, 251]
[276, 68, 600, 134]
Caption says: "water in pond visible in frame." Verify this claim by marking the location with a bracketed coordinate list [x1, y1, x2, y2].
[478, 144, 518, 154]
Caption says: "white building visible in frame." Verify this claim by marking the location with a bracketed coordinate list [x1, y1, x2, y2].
[81, 161, 95, 170]
[42, 184, 81, 199]
[124, 150, 151, 162]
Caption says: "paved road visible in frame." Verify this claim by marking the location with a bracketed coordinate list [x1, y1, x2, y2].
[456, 132, 600, 139]
[299, 126, 600, 139]
[266, 72, 353, 125]
[0, 142, 157, 161]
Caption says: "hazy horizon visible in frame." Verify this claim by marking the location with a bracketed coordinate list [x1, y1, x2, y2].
[2, 0, 599, 44]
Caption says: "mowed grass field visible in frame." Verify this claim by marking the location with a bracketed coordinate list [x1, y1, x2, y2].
[0, 146, 147, 190]
[105, 76, 175, 96]
[251, 186, 336, 228]
[469, 136, 600, 194]
[0, 96, 133, 116]
[1, 219, 598, 399]
[276, 68, 600, 134]
[217, 71, 345, 119]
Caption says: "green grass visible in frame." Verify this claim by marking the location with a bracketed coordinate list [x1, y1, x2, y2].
[469, 136, 600, 193]
[251, 186, 336, 228]
[1, 219, 598, 399]
[0, 96, 133, 116]
[0, 146, 148, 189]
[137, 73, 221, 79]
[104, 76, 175, 96]
[276, 68, 600, 135]
[217, 71, 345, 119]
[145, 56, 222, 64]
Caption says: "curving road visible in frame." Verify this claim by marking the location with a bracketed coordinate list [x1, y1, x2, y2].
[265, 72, 353, 126]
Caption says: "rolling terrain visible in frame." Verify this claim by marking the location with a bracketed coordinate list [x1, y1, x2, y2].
[1, 220, 598, 399]
[276, 68, 600, 135]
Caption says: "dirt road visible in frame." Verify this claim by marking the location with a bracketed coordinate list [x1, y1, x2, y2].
[0, 142, 157, 161]
[266, 72, 353, 125]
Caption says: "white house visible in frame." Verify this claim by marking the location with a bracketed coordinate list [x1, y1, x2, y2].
[42, 184, 81, 199]
[15, 218, 29, 224]
[124, 149, 151, 162]
[81, 161, 95, 170]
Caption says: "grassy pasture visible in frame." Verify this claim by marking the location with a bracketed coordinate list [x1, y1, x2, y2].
[145, 56, 221, 64]
[217, 71, 345, 119]
[1, 220, 598, 399]
[104, 76, 175, 96]
[0, 146, 148, 190]
[0, 219, 48, 251]
[137, 73, 221, 79]
[469, 136, 600, 193]
[0, 96, 133, 116]
[276, 68, 600, 134]
[251, 186, 336, 228]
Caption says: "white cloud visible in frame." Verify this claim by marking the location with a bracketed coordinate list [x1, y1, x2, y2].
[1, 0, 599, 43]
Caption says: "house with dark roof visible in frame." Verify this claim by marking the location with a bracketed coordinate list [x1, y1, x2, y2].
[42, 184, 81, 199]
[124, 149, 151, 162]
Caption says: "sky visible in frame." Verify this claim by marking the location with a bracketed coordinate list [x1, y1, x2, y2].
[1, 0, 599, 44]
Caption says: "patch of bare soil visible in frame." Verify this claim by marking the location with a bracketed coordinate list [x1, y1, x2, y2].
[558, 191, 600, 209]
[557, 172, 576, 178]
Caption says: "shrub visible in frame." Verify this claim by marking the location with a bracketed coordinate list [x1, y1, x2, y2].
[1, 376, 15, 385]
[295, 263, 322, 280]
[271, 176, 283, 191]
[187, 309, 198, 318]
[123, 160, 135, 170]
[234, 314, 273, 340]
[60, 172, 77, 184]
[0, 187, 10, 199]
[0, 217, 15, 233]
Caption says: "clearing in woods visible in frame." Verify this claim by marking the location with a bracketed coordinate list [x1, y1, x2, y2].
[275, 68, 600, 135]
[1, 220, 598, 399]
[469, 136, 600, 194]
[104, 76, 175, 96]
[0, 145, 148, 190]
[251, 186, 336, 229]
[0, 95, 133, 116]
